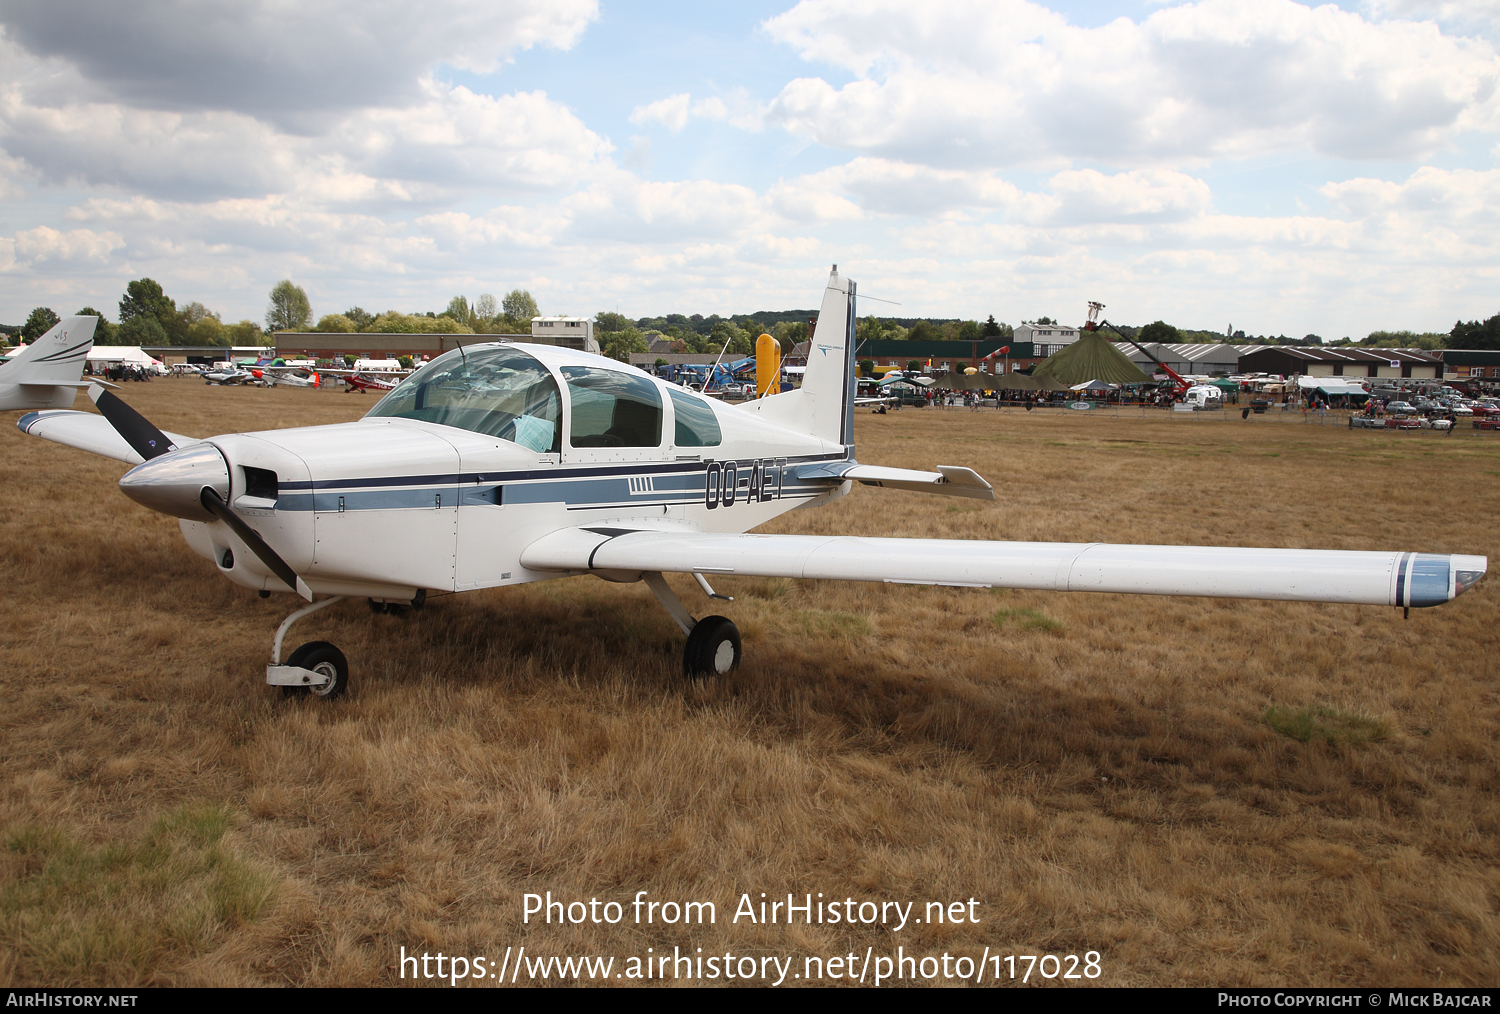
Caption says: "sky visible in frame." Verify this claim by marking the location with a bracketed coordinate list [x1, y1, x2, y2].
[1, 0, 1497, 338]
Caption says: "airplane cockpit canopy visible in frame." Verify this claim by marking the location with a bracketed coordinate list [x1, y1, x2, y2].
[365, 345, 562, 452]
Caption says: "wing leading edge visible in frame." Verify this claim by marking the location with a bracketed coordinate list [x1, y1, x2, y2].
[520, 528, 1486, 608]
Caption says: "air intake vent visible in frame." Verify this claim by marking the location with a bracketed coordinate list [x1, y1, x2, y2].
[243, 466, 278, 500]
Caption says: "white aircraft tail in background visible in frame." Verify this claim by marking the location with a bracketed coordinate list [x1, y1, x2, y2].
[0, 315, 99, 411]
[741, 265, 856, 449]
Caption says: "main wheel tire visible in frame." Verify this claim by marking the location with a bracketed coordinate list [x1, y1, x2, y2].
[282, 640, 348, 699]
[683, 615, 740, 679]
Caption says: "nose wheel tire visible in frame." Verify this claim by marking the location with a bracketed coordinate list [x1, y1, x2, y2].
[683, 615, 740, 679]
[282, 641, 349, 699]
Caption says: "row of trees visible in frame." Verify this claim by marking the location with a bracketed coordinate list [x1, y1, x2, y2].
[14, 277, 1496, 357]
[13, 279, 268, 347]
[1133, 316, 1500, 350]
[304, 289, 544, 336]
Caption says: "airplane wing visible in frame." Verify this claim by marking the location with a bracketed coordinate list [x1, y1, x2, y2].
[17, 409, 199, 464]
[520, 526, 1486, 609]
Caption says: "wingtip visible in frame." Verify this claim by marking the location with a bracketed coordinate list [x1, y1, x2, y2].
[1452, 555, 1487, 599]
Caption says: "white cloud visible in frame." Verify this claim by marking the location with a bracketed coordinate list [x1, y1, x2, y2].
[762, 0, 1500, 167]
[11, 225, 123, 267]
[630, 93, 692, 132]
[0, 35, 611, 204]
[629, 90, 765, 133]
[0, 1, 599, 130]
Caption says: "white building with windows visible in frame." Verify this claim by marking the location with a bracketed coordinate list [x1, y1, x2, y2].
[530, 316, 599, 353]
[1012, 322, 1080, 357]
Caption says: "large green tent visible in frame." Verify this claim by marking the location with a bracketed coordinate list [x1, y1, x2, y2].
[1031, 331, 1151, 386]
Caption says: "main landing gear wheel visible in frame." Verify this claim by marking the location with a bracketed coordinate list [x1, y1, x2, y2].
[282, 640, 348, 699]
[683, 615, 740, 679]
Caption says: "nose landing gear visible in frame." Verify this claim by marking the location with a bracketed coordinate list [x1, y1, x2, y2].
[265, 596, 348, 698]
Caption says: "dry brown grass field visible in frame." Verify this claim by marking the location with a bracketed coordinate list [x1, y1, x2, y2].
[1, 382, 1496, 988]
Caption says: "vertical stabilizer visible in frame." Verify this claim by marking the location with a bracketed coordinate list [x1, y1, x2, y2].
[740, 266, 856, 450]
[0, 316, 99, 410]
[0, 316, 98, 385]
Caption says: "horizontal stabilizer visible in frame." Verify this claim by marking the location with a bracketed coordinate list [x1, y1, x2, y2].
[794, 461, 995, 500]
[520, 528, 1486, 609]
[17, 410, 198, 464]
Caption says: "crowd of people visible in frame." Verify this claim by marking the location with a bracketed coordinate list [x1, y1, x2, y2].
[83, 363, 154, 382]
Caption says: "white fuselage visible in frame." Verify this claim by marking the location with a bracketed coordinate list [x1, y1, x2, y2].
[178, 343, 843, 600]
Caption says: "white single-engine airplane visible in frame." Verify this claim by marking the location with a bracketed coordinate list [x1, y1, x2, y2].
[0, 315, 99, 410]
[16, 269, 1487, 698]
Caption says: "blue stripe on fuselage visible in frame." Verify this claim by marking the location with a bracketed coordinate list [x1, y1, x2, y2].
[272, 452, 844, 512]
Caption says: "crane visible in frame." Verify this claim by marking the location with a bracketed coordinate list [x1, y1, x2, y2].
[1083, 301, 1190, 398]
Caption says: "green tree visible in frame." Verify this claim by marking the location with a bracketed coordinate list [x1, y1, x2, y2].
[595, 311, 629, 333]
[774, 320, 808, 352]
[501, 289, 539, 324]
[119, 279, 174, 326]
[857, 315, 884, 343]
[187, 316, 227, 346]
[1138, 320, 1182, 344]
[75, 306, 118, 345]
[906, 360, 921, 372]
[858, 358, 875, 377]
[344, 306, 376, 331]
[118, 314, 168, 346]
[907, 320, 939, 342]
[225, 320, 269, 346]
[316, 314, 357, 333]
[473, 294, 498, 321]
[953, 320, 981, 341]
[709, 320, 752, 356]
[443, 296, 472, 326]
[982, 315, 1003, 338]
[20, 307, 59, 343]
[266, 280, 312, 333]
[1450, 314, 1500, 350]
[601, 326, 649, 363]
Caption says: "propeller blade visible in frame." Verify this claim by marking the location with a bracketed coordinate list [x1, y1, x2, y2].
[199, 487, 313, 601]
[88, 383, 175, 460]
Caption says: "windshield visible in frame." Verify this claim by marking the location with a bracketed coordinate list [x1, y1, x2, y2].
[365, 345, 561, 452]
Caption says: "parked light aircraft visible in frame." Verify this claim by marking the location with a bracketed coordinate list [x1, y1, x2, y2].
[0, 315, 98, 410]
[202, 365, 257, 386]
[17, 268, 1487, 699]
[340, 372, 401, 395]
[265, 369, 322, 389]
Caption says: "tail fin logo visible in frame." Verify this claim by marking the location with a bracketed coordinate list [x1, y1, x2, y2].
[816, 344, 841, 356]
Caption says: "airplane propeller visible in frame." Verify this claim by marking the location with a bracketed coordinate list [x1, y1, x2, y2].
[93, 383, 313, 601]
[198, 486, 312, 601]
[88, 384, 176, 460]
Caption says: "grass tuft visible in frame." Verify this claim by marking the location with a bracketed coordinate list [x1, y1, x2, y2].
[1263, 705, 1393, 746]
[0, 803, 276, 983]
[992, 607, 1064, 633]
[790, 610, 872, 638]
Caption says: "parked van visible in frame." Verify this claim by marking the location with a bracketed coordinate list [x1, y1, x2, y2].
[1181, 384, 1224, 410]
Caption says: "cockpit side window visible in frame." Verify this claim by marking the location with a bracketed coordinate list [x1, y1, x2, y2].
[561, 367, 663, 448]
[669, 388, 722, 447]
[364, 346, 561, 452]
